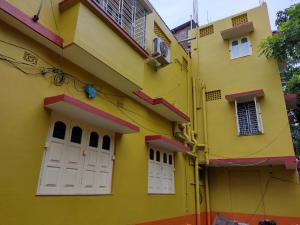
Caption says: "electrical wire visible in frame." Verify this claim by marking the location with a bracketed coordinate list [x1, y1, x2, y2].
[209, 122, 290, 159]
[0, 39, 55, 67]
[0, 44, 180, 136]
[245, 172, 297, 223]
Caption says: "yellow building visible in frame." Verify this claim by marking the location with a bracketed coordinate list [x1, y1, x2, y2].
[0, 1, 298, 225]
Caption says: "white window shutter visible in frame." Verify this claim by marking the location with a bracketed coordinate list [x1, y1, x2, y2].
[235, 100, 241, 135]
[254, 97, 264, 133]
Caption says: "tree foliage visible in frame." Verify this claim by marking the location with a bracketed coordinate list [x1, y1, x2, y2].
[260, 3, 300, 155]
[260, 3, 300, 64]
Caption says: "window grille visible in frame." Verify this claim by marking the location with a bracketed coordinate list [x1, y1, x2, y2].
[206, 90, 221, 101]
[236, 101, 260, 135]
[93, 0, 147, 48]
[154, 22, 171, 46]
[199, 25, 214, 38]
[232, 14, 248, 27]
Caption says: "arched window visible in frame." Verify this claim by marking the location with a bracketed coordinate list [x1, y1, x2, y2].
[168, 155, 173, 165]
[231, 40, 239, 58]
[156, 151, 160, 162]
[89, 132, 99, 148]
[102, 135, 111, 150]
[71, 126, 82, 144]
[149, 148, 154, 160]
[241, 37, 250, 55]
[163, 153, 167, 163]
[52, 121, 66, 140]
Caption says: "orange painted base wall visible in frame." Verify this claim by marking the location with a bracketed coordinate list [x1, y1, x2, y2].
[135, 212, 300, 225]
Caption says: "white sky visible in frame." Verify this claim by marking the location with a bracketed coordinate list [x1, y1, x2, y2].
[148, 0, 300, 30]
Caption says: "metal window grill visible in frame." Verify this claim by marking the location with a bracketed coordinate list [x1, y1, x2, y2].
[199, 25, 214, 38]
[237, 101, 259, 135]
[232, 14, 248, 27]
[93, 0, 147, 48]
[206, 90, 221, 101]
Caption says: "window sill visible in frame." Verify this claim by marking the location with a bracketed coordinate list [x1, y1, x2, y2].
[147, 193, 176, 195]
[230, 53, 252, 60]
[238, 132, 264, 137]
[36, 193, 113, 196]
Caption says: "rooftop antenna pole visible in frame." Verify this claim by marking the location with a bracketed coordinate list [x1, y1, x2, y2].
[206, 11, 209, 23]
[193, 0, 199, 25]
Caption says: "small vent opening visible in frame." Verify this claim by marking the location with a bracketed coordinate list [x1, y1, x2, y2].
[199, 25, 214, 38]
[154, 22, 171, 46]
[206, 90, 222, 101]
[232, 14, 248, 27]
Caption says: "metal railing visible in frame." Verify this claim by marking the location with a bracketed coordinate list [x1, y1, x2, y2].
[93, 0, 147, 48]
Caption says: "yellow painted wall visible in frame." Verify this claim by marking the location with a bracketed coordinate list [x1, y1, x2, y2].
[0, 1, 299, 225]
[191, 4, 295, 159]
[0, 20, 196, 225]
[209, 166, 300, 218]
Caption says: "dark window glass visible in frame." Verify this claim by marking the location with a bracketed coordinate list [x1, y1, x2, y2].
[156, 151, 160, 162]
[52, 121, 66, 140]
[163, 153, 167, 163]
[71, 126, 82, 144]
[149, 149, 154, 160]
[169, 155, 173, 165]
[102, 135, 111, 150]
[89, 132, 99, 148]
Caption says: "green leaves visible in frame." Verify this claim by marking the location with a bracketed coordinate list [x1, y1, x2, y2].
[260, 3, 300, 64]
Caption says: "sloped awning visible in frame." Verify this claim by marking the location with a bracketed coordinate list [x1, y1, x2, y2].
[225, 89, 264, 102]
[133, 90, 190, 123]
[44, 95, 139, 134]
[0, 1, 63, 53]
[221, 22, 254, 40]
[145, 135, 189, 153]
[210, 156, 297, 170]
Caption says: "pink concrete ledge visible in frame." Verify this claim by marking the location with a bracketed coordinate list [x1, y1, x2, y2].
[0, 0, 63, 47]
[134, 90, 190, 123]
[145, 135, 189, 153]
[44, 95, 139, 134]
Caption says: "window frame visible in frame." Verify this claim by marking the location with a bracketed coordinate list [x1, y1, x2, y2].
[234, 97, 264, 136]
[37, 113, 115, 196]
[229, 36, 252, 59]
[147, 147, 175, 195]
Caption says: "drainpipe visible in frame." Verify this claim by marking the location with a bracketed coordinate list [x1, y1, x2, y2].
[201, 82, 211, 225]
[192, 77, 198, 133]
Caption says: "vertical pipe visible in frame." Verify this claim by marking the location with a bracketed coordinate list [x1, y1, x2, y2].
[194, 156, 201, 225]
[205, 168, 211, 225]
[201, 83, 211, 225]
[192, 77, 198, 133]
[201, 83, 208, 164]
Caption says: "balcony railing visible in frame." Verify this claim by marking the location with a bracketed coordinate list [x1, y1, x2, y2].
[94, 0, 147, 48]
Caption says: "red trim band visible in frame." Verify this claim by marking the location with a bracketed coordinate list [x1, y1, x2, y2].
[0, 1, 63, 47]
[44, 95, 139, 132]
[210, 156, 297, 169]
[225, 89, 264, 102]
[145, 135, 189, 152]
[134, 90, 190, 122]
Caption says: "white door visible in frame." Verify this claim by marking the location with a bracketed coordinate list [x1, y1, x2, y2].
[168, 154, 174, 193]
[59, 122, 85, 194]
[39, 119, 70, 194]
[38, 116, 114, 195]
[81, 130, 114, 194]
[154, 150, 162, 193]
[148, 148, 156, 193]
[162, 153, 169, 193]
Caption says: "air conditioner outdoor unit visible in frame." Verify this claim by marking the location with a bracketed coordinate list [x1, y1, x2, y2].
[152, 37, 171, 67]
